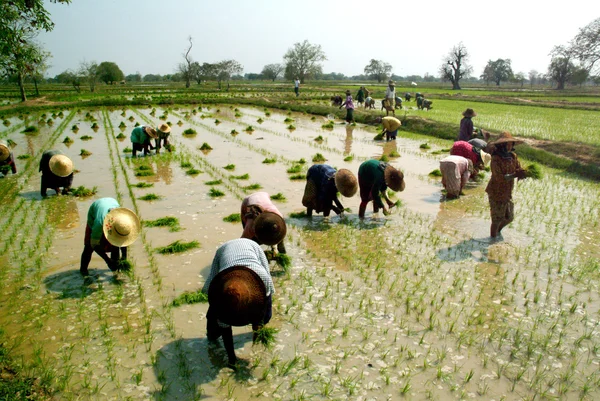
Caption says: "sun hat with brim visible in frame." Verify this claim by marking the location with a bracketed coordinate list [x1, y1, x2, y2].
[384, 165, 405, 192]
[334, 168, 358, 197]
[388, 80, 395, 85]
[103, 207, 141, 247]
[144, 127, 158, 139]
[0, 143, 10, 162]
[253, 212, 286, 245]
[49, 154, 73, 177]
[492, 131, 524, 146]
[480, 150, 491, 167]
[462, 108, 477, 117]
[208, 266, 267, 327]
[158, 123, 171, 134]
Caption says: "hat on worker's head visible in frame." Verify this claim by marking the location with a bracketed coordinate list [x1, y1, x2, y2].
[480, 150, 491, 167]
[462, 108, 477, 117]
[345, 90, 351, 95]
[157, 123, 171, 134]
[0, 142, 10, 162]
[388, 80, 395, 86]
[103, 207, 141, 247]
[144, 126, 158, 139]
[208, 266, 267, 327]
[384, 164, 405, 192]
[334, 168, 358, 197]
[49, 154, 73, 177]
[492, 131, 524, 146]
[253, 211, 286, 246]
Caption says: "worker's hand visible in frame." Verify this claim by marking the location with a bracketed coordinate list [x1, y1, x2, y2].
[382, 208, 391, 216]
[516, 169, 527, 180]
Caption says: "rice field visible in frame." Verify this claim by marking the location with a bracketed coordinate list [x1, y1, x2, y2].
[0, 99, 599, 400]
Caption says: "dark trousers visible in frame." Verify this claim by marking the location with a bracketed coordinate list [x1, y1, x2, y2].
[132, 143, 152, 157]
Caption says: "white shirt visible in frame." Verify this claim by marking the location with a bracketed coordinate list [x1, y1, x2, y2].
[294, 79, 300, 88]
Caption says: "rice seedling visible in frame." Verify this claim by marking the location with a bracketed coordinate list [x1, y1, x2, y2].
[199, 142, 213, 151]
[245, 126, 254, 132]
[289, 211, 307, 218]
[143, 217, 181, 232]
[287, 165, 302, 174]
[230, 129, 239, 136]
[22, 126, 38, 134]
[321, 121, 334, 130]
[182, 128, 197, 136]
[118, 121, 126, 128]
[526, 163, 542, 179]
[287, 124, 296, 130]
[115, 259, 133, 272]
[373, 133, 384, 140]
[284, 117, 294, 124]
[289, 174, 305, 180]
[214, 119, 221, 125]
[232, 173, 249, 180]
[91, 122, 99, 129]
[116, 133, 126, 139]
[380, 155, 389, 162]
[123, 147, 132, 152]
[262, 157, 277, 164]
[138, 193, 161, 201]
[46, 118, 53, 125]
[155, 240, 200, 254]
[312, 153, 326, 162]
[164, 143, 175, 151]
[128, 116, 135, 122]
[243, 183, 262, 190]
[2, 119, 9, 126]
[223, 164, 235, 170]
[132, 182, 154, 188]
[223, 213, 241, 223]
[205, 179, 222, 185]
[70, 185, 98, 197]
[253, 326, 278, 347]
[389, 150, 400, 158]
[6, 139, 16, 147]
[16, 154, 30, 159]
[180, 161, 192, 168]
[297, 158, 306, 164]
[209, 188, 225, 197]
[172, 290, 208, 306]
[270, 193, 286, 201]
[420, 143, 431, 149]
[257, 118, 264, 123]
[344, 155, 353, 161]
[80, 135, 93, 140]
[429, 169, 442, 177]
[80, 149, 92, 156]
[177, 120, 183, 126]
[186, 168, 201, 175]
[235, 112, 242, 117]
[314, 135, 324, 142]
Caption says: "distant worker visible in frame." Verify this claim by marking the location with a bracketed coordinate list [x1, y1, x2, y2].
[458, 108, 477, 141]
[155, 123, 172, 154]
[80, 197, 140, 276]
[450, 140, 491, 177]
[395, 95, 403, 109]
[302, 164, 358, 217]
[294, 77, 300, 97]
[439, 155, 473, 199]
[0, 141, 17, 175]
[241, 192, 287, 254]
[340, 90, 355, 123]
[376, 116, 402, 141]
[39, 150, 73, 196]
[404, 92, 412, 102]
[356, 87, 366, 107]
[358, 159, 405, 218]
[384, 80, 396, 116]
[130, 126, 157, 157]
[203, 238, 274, 367]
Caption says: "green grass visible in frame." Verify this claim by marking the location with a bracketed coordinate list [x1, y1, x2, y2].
[223, 164, 235, 170]
[138, 193, 161, 201]
[419, 143, 431, 149]
[344, 155, 354, 162]
[16, 154, 31, 160]
[232, 173, 250, 180]
[182, 128, 197, 136]
[209, 188, 225, 197]
[132, 182, 154, 188]
[243, 183, 262, 190]
[287, 165, 302, 174]
[80, 135, 93, 140]
[223, 213, 241, 223]
[262, 157, 277, 164]
[155, 240, 200, 254]
[270, 192, 286, 201]
[172, 290, 208, 307]
[289, 174, 305, 180]
[253, 326, 278, 347]
[199, 142, 213, 151]
[80, 149, 92, 156]
[70, 185, 98, 197]
[205, 179, 223, 185]
[289, 211, 307, 218]
[186, 168, 202, 175]
[312, 153, 326, 162]
[143, 216, 180, 232]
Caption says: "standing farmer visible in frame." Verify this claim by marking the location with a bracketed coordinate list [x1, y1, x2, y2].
[358, 159, 405, 218]
[80, 197, 140, 276]
[340, 90, 355, 123]
[356, 87, 366, 107]
[0, 141, 17, 175]
[155, 123, 172, 154]
[39, 150, 73, 196]
[294, 77, 300, 97]
[384, 80, 396, 116]
[302, 165, 358, 217]
[203, 238, 275, 367]
[130, 126, 157, 157]
[439, 155, 473, 199]
[241, 192, 287, 254]
[458, 108, 477, 141]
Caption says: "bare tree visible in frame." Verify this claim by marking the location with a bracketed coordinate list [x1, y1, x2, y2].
[439, 42, 473, 90]
[79, 60, 98, 92]
[569, 17, 600, 74]
[528, 70, 538, 87]
[178, 36, 193, 88]
[363, 59, 392, 83]
[216, 60, 243, 90]
[261, 63, 284, 82]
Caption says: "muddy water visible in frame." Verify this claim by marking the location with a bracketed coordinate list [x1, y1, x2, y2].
[0, 105, 599, 400]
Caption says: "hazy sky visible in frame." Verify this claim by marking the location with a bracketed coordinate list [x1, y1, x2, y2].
[40, 0, 600, 80]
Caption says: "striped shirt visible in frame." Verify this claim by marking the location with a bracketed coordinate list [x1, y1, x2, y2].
[202, 238, 274, 296]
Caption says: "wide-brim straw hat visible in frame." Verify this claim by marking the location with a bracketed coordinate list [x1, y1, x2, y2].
[492, 131, 524, 146]
[49, 154, 73, 177]
[208, 266, 267, 327]
[158, 123, 171, 134]
[480, 150, 491, 167]
[0, 142, 10, 162]
[384, 165, 405, 192]
[103, 207, 141, 247]
[144, 126, 158, 139]
[253, 211, 286, 245]
[462, 108, 477, 117]
[334, 168, 358, 197]
[388, 80, 395, 85]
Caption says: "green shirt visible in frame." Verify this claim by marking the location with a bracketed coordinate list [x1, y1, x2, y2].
[87, 197, 120, 244]
[358, 159, 388, 208]
[130, 126, 150, 145]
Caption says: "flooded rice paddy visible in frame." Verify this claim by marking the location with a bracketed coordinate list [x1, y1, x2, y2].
[0, 105, 599, 400]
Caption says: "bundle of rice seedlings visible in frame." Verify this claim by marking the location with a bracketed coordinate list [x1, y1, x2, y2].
[143, 216, 180, 232]
[289, 174, 305, 181]
[209, 188, 225, 197]
[199, 143, 213, 151]
[312, 153, 326, 162]
[253, 326, 278, 347]
[138, 193, 161, 201]
[63, 136, 74, 144]
[223, 213, 241, 223]
[17, 154, 31, 160]
[419, 143, 431, 149]
[22, 126, 38, 134]
[186, 168, 201, 175]
[232, 173, 249, 180]
[223, 164, 235, 170]
[373, 133, 384, 140]
[155, 240, 200, 254]
[289, 211, 307, 218]
[321, 121, 334, 130]
[116, 133, 126, 139]
[80, 149, 92, 156]
[429, 169, 442, 177]
[80, 135, 93, 140]
[182, 128, 197, 136]
[525, 163, 542, 180]
[270, 193, 286, 201]
[172, 290, 208, 307]
[262, 157, 276, 164]
[70, 186, 98, 197]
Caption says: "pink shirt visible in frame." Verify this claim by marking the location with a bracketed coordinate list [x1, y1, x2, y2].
[241, 192, 283, 239]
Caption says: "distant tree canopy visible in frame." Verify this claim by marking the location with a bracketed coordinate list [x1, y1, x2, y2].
[125, 73, 142, 82]
[143, 74, 162, 82]
[363, 59, 392, 83]
[439, 42, 472, 90]
[481, 59, 514, 86]
[283, 40, 327, 83]
[261, 63, 283, 82]
[568, 17, 600, 75]
[97, 61, 124, 84]
[547, 47, 575, 90]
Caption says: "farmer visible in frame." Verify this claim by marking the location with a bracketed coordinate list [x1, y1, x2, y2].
[376, 116, 402, 141]
[241, 192, 287, 254]
[0, 141, 17, 175]
[450, 140, 491, 176]
[384, 80, 396, 116]
[439, 155, 473, 199]
[330, 95, 343, 107]
[80, 197, 141, 276]
[395, 95, 403, 109]
[405, 92, 412, 102]
[365, 96, 375, 109]
[358, 159, 405, 218]
[294, 77, 300, 97]
[155, 123, 171, 154]
[340, 90, 355, 123]
[130, 126, 157, 157]
[458, 108, 477, 141]
[421, 99, 433, 110]
[203, 238, 274, 367]
[356, 87, 366, 106]
[39, 150, 73, 196]
[485, 132, 528, 238]
[302, 164, 358, 217]
[468, 138, 488, 150]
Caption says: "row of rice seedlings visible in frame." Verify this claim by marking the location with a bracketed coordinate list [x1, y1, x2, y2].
[143, 216, 181, 232]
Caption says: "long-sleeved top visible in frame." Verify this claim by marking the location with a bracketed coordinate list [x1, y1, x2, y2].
[241, 192, 283, 240]
[382, 117, 401, 133]
[356, 89, 365, 102]
[486, 153, 523, 202]
[87, 197, 120, 246]
[342, 95, 354, 110]
[39, 150, 73, 188]
[305, 164, 343, 214]
[0, 152, 17, 174]
[202, 238, 274, 296]
[450, 141, 480, 166]
[440, 155, 471, 196]
[458, 117, 474, 141]
[358, 159, 388, 208]
[130, 126, 151, 145]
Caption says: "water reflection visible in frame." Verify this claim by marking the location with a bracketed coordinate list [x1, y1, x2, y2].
[344, 125, 354, 155]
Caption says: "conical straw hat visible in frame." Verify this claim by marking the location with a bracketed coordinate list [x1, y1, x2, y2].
[103, 207, 141, 247]
[0, 142, 10, 162]
[334, 168, 358, 197]
[49, 154, 73, 177]
[253, 212, 286, 246]
[158, 123, 171, 134]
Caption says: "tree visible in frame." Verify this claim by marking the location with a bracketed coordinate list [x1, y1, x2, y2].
[79, 60, 99, 92]
[512, 72, 525, 87]
[482, 59, 514, 86]
[439, 42, 472, 90]
[0, 0, 70, 101]
[363, 59, 392, 83]
[570, 66, 589, 86]
[283, 40, 327, 83]
[55, 69, 81, 92]
[215, 59, 243, 90]
[261, 63, 284, 82]
[528, 70, 539, 87]
[178, 36, 194, 88]
[548, 46, 575, 90]
[96, 61, 124, 84]
[192, 62, 218, 84]
[143, 74, 162, 82]
[125, 73, 142, 82]
[29, 48, 51, 95]
[569, 17, 600, 74]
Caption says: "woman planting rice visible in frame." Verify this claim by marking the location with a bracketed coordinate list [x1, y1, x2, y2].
[39, 150, 73, 196]
[302, 164, 357, 217]
[241, 192, 287, 254]
[358, 159, 405, 218]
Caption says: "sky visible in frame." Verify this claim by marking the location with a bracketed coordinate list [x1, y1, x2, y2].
[39, 0, 600, 80]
